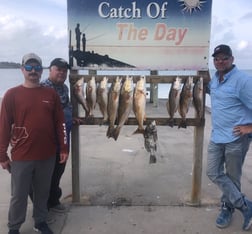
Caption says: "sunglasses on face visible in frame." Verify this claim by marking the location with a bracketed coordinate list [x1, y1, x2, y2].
[214, 57, 230, 62]
[24, 65, 43, 72]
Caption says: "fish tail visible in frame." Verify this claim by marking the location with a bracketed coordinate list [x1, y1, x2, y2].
[85, 115, 95, 124]
[99, 118, 109, 126]
[133, 128, 145, 135]
[112, 127, 121, 141]
[149, 154, 157, 164]
[167, 118, 174, 127]
[106, 126, 115, 138]
[178, 119, 187, 129]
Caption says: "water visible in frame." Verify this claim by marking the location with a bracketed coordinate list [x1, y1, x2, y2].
[1, 69, 252, 108]
[0, 69, 50, 97]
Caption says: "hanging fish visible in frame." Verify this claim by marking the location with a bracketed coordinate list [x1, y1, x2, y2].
[107, 76, 121, 138]
[86, 76, 97, 117]
[133, 75, 146, 134]
[72, 77, 89, 115]
[166, 76, 182, 127]
[113, 76, 133, 141]
[97, 76, 108, 125]
[193, 77, 204, 119]
[144, 120, 158, 164]
[178, 76, 194, 128]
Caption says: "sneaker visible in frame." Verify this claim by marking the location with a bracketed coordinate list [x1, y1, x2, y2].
[46, 210, 56, 224]
[216, 203, 234, 228]
[8, 230, 20, 234]
[33, 222, 53, 234]
[49, 203, 67, 213]
[240, 198, 252, 231]
[46, 216, 56, 225]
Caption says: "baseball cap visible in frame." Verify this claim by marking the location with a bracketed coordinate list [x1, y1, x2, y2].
[50, 58, 70, 69]
[212, 44, 232, 57]
[22, 53, 42, 66]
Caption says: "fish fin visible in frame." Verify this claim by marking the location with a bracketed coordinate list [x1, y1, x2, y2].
[82, 104, 89, 114]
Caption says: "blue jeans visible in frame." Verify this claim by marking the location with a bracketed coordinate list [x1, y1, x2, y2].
[207, 135, 251, 208]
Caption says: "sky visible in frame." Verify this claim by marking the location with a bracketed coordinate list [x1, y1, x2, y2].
[0, 0, 251, 69]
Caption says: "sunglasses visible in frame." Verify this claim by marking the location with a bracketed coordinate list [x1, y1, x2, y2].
[214, 57, 230, 62]
[24, 65, 43, 72]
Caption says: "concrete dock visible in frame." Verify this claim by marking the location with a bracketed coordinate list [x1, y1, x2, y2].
[1, 100, 252, 234]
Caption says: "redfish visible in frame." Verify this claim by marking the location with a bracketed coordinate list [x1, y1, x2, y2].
[193, 77, 204, 119]
[178, 76, 193, 128]
[86, 76, 97, 117]
[73, 77, 89, 115]
[166, 76, 182, 127]
[133, 76, 146, 134]
[107, 76, 121, 138]
[113, 76, 133, 140]
[97, 76, 108, 124]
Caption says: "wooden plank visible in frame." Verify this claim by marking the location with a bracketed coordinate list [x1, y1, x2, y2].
[69, 74, 209, 84]
[75, 117, 205, 127]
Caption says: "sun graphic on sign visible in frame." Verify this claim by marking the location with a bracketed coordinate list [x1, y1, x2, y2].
[179, 0, 206, 14]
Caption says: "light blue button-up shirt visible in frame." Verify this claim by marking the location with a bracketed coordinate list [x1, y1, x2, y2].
[209, 65, 252, 143]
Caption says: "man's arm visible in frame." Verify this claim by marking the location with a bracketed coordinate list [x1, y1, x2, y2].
[0, 91, 13, 170]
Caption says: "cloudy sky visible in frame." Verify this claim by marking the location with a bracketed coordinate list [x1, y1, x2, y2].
[0, 0, 251, 69]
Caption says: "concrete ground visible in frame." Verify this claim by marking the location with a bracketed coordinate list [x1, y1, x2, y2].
[1, 100, 252, 234]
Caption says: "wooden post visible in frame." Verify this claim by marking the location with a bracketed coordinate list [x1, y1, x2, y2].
[70, 69, 81, 203]
[189, 125, 204, 205]
[149, 83, 154, 103]
[150, 70, 158, 107]
[188, 70, 209, 206]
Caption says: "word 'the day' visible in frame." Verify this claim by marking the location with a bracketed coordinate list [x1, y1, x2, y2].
[117, 23, 188, 45]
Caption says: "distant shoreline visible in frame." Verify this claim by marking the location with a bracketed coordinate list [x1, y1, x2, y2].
[0, 68, 20, 69]
[0, 62, 21, 69]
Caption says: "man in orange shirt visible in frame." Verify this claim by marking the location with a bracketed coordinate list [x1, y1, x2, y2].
[0, 53, 68, 234]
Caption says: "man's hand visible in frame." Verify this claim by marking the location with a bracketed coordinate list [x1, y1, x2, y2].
[72, 117, 84, 125]
[59, 152, 69, 164]
[0, 159, 11, 173]
[233, 125, 252, 136]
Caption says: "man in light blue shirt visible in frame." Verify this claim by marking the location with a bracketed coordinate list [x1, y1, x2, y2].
[207, 44, 252, 231]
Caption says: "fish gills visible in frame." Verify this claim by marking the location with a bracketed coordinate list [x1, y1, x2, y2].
[113, 76, 134, 140]
[193, 77, 204, 119]
[97, 76, 108, 124]
[73, 77, 89, 114]
[86, 76, 97, 117]
[133, 76, 146, 134]
[107, 76, 121, 138]
[178, 76, 194, 128]
[166, 76, 182, 127]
